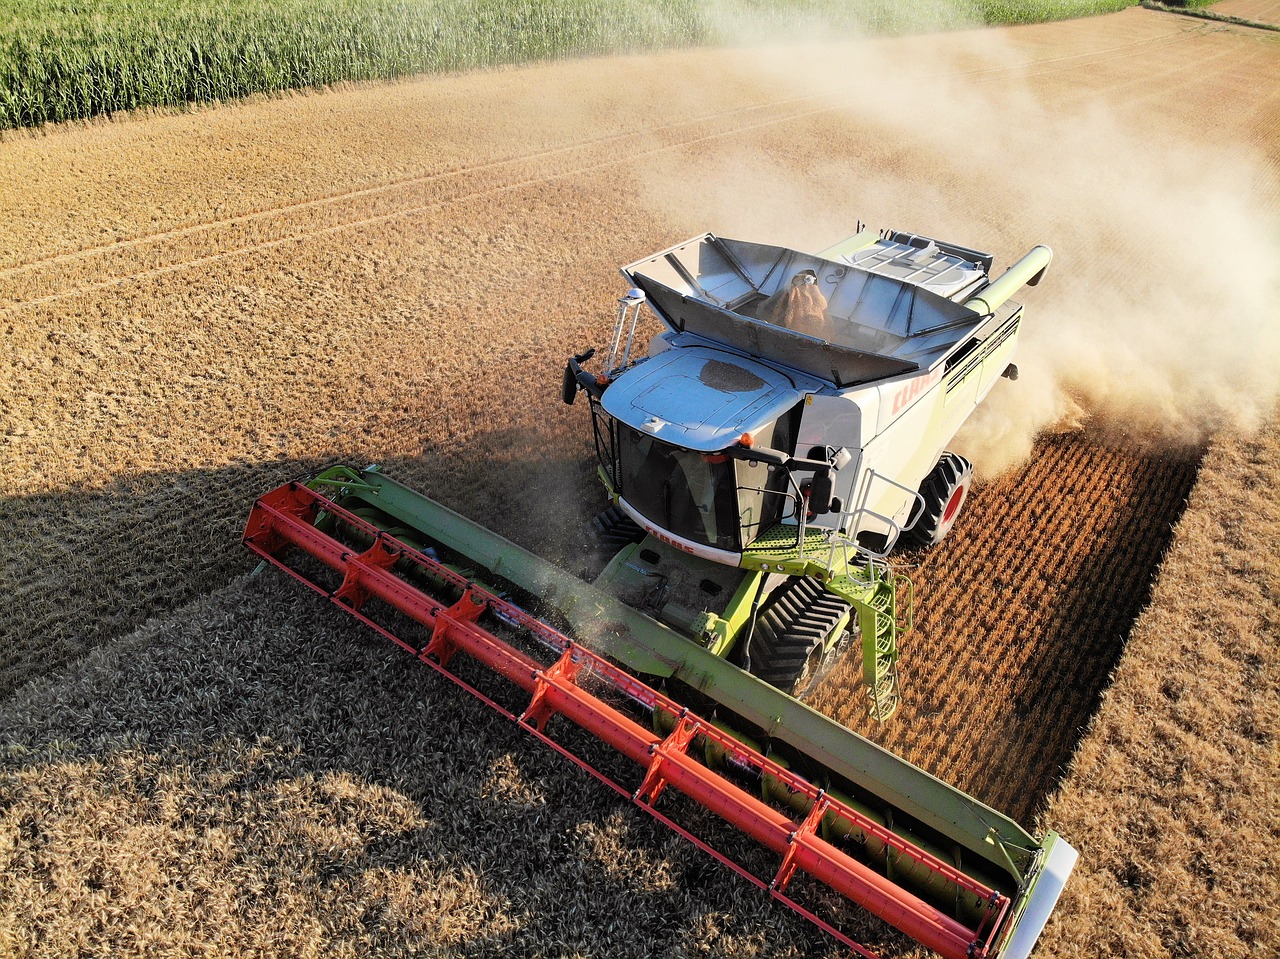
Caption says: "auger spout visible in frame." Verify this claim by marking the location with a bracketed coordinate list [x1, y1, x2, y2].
[964, 244, 1053, 316]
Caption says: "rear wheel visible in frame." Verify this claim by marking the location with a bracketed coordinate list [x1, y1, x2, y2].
[748, 577, 853, 699]
[900, 451, 973, 550]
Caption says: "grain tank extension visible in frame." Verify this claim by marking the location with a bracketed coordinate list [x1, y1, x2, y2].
[244, 224, 1075, 959]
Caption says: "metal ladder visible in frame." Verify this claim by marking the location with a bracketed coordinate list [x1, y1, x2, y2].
[743, 485, 917, 723]
[821, 463, 916, 723]
[825, 552, 911, 723]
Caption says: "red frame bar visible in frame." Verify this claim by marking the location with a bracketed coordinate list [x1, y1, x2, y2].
[244, 481, 1011, 959]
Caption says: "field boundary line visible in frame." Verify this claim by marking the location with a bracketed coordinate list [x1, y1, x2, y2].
[1141, 1, 1280, 32]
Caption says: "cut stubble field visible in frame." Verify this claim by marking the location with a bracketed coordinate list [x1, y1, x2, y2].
[2, 7, 1278, 958]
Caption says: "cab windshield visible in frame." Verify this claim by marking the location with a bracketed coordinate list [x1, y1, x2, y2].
[617, 428, 741, 551]
[616, 432, 800, 553]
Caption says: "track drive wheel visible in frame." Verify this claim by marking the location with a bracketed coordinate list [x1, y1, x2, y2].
[900, 451, 973, 551]
[590, 504, 645, 554]
[749, 577, 853, 699]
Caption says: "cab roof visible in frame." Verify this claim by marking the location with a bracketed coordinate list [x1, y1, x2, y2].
[600, 344, 809, 453]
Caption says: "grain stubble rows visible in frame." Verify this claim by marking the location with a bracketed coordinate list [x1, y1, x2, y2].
[812, 434, 1202, 826]
[2, 8, 1277, 958]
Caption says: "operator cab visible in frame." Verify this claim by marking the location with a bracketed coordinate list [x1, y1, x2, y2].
[587, 343, 807, 559]
[611, 405, 798, 555]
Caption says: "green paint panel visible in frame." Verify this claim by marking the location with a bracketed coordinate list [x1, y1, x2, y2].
[817, 229, 881, 260]
[705, 571, 764, 658]
[741, 524, 839, 576]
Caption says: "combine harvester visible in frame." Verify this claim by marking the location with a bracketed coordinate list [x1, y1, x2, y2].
[244, 226, 1077, 958]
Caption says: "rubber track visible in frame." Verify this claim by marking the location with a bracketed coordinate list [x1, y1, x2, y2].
[750, 576, 851, 695]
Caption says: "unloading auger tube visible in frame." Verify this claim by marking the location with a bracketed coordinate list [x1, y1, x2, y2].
[963, 245, 1052, 317]
[244, 465, 1077, 959]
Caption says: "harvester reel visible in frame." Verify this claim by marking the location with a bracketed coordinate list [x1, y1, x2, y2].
[749, 576, 854, 698]
[900, 452, 973, 550]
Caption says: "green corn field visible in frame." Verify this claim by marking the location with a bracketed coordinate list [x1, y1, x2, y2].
[0, 0, 1135, 129]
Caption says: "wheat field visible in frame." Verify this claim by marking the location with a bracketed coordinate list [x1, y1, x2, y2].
[2, 6, 1278, 957]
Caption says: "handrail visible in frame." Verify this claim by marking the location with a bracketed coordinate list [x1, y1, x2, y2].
[606, 289, 647, 376]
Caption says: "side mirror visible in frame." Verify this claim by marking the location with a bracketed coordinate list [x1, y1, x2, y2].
[562, 361, 578, 405]
[562, 348, 599, 404]
[806, 445, 853, 471]
[808, 470, 834, 515]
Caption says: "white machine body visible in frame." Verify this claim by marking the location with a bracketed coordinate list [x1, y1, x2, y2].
[593, 228, 1050, 560]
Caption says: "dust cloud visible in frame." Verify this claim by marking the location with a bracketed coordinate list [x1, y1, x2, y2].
[636, 6, 1280, 476]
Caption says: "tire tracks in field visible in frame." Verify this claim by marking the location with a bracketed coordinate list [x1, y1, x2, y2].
[0, 22, 1207, 314]
[2, 93, 817, 275]
[1046, 30, 1262, 120]
[1, 21, 1193, 275]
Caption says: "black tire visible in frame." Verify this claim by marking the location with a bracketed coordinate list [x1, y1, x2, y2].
[899, 451, 973, 551]
[748, 577, 853, 699]
[590, 504, 644, 554]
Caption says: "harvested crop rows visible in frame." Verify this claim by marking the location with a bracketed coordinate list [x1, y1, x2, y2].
[811, 434, 1201, 825]
[2, 7, 1277, 958]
